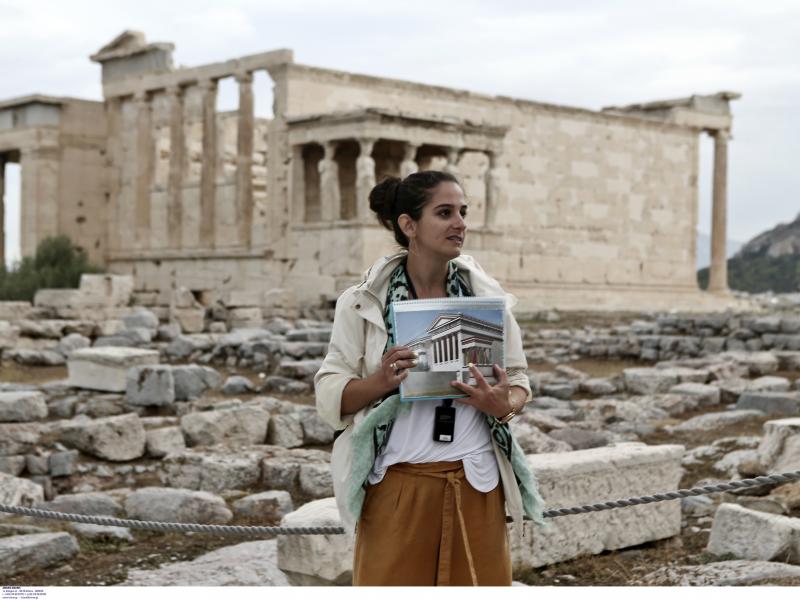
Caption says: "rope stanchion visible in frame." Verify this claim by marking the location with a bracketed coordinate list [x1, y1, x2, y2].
[2, 469, 798, 535]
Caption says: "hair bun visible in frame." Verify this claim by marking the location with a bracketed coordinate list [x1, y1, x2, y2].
[368, 176, 402, 231]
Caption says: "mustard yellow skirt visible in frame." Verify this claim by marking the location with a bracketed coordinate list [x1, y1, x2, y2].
[353, 460, 511, 586]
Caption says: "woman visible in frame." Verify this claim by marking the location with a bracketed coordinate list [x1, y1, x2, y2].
[314, 170, 545, 586]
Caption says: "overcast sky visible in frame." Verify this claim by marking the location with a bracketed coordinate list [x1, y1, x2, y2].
[2, 0, 799, 266]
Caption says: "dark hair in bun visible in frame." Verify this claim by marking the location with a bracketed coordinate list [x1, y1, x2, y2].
[368, 170, 461, 248]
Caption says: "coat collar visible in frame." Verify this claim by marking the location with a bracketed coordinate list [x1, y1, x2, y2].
[350, 250, 517, 331]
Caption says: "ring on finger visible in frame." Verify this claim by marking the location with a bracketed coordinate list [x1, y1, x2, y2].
[389, 362, 396, 370]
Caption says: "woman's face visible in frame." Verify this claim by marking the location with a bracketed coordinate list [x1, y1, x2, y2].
[406, 181, 468, 260]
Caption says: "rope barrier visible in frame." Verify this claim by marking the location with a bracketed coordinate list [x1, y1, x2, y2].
[2, 469, 798, 536]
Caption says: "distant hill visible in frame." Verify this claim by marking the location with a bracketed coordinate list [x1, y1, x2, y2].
[696, 232, 743, 269]
[697, 213, 800, 293]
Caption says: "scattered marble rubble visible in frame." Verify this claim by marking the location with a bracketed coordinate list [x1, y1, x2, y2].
[2, 298, 800, 583]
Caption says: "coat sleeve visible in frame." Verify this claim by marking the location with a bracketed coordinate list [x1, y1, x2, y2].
[314, 287, 366, 431]
[504, 303, 532, 404]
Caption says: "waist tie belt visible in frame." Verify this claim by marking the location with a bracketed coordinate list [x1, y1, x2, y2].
[389, 462, 478, 586]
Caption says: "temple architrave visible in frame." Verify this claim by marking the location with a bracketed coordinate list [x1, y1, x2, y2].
[0, 31, 742, 318]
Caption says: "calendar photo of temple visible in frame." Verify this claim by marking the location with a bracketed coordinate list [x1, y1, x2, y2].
[393, 303, 505, 400]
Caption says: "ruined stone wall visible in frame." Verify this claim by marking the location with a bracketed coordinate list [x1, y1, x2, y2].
[282, 66, 703, 311]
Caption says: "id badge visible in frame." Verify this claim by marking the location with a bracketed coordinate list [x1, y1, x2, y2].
[433, 404, 456, 443]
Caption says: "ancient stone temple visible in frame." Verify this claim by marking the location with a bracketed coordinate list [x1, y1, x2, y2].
[0, 31, 741, 314]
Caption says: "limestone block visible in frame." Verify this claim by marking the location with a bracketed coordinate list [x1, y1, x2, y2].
[172, 364, 222, 400]
[35, 492, 122, 516]
[180, 406, 269, 447]
[161, 448, 265, 492]
[277, 497, 354, 585]
[58, 413, 146, 461]
[511, 443, 684, 569]
[758, 418, 800, 472]
[126, 365, 175, 407]
[221, 375, 255, 396]
[0, 472, 44, 508]
[228, 307, 263, 329]
[548, 427, 611, 450]
[0, 532, 79, 577]
[0, 301, 33, 321]
[0, 456, 25, 476]
[266, 414, 305, 448]
[285, 328, 332, 343]
[68, 523, 133, 543]
[665, 410, 764, 433]
[77, 274, 134, 307]
[67, 347, 160, 392]
[165, 334, 217, 361]
[707, 503, 800, 562]
[124, 487, 232, 524]
[0, 423, 41, 455]
[511, 423, 573, 454]
[8, 348, 66, 366]
[260, 449, 332, 497]
[172, 286, 202, 309]
[56, 333, 91, 358]
[123, 539, 289, 586]
[48, 450, 79, 477]
[18, 319, 70, 338]
[173, 307, 206, 333]
[0, 321, 20, 349]
[668, 382, 721, 406]
[749, 376, 792, 392]
[298, 463, 333, 499]
[232, 490, 294, 524]
[146, 427, 186, 458]
[98, 319, 126, 337]
[721, 351, 779, 376]
[736, 391, 800, 416]
[579, 378, 617, 395]
[0, 391, 48, 422]
[623, 368, 679, 394]
[278, 358, 323, 381]
[122, 308, 160, 331]
[637, 560, 800, 585]
[296, 407, 336, 446]
[222, 290, 263, 307]
[776, 351, 800, 371]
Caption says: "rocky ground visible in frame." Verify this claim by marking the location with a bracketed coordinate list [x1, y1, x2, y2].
[2, 294, 800, 586]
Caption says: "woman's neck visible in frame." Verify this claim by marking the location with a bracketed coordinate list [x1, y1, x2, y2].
[405, 249, 449, 299]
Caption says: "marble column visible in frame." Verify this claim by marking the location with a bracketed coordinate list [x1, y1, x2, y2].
[134, 91, 153, 240]
[236, 72, 254, 247]
[19, 147, 59, 259]
[444, 147, 461, 176]
[0, 156, 5, 267]
[708, 130, 730, 293]
[290, 145, 305, 223]
[355, 138, 376, 223]
[199, 79, 218, 248]
[319, 141, 340, 221]
[484, 151, 501, 229]
[400, 142, 419, 178]
[166, 86, 184, 249]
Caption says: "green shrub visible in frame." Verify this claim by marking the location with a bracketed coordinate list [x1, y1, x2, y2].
[0, 235, 103, 302]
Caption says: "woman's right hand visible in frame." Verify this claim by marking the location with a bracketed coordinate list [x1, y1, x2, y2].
[376, 345, 418, 393]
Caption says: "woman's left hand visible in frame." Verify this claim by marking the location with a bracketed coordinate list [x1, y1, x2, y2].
[450, 363, 513, 419]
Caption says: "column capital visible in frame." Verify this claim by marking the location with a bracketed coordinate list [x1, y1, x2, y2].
[713, 129, 731, 142]
[133, 90, 150, 104]
[322, 140, 338, 159]
[197, 79, 218, 93]
[357, 137, 376, 156]
[235, 71, 254, 85]
[165, 84, 183, 98]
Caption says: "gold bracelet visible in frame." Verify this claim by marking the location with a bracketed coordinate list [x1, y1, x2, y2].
[497, 407, 517, 424]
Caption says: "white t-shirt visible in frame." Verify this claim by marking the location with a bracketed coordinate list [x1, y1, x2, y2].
[368, 399, 499, 492]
